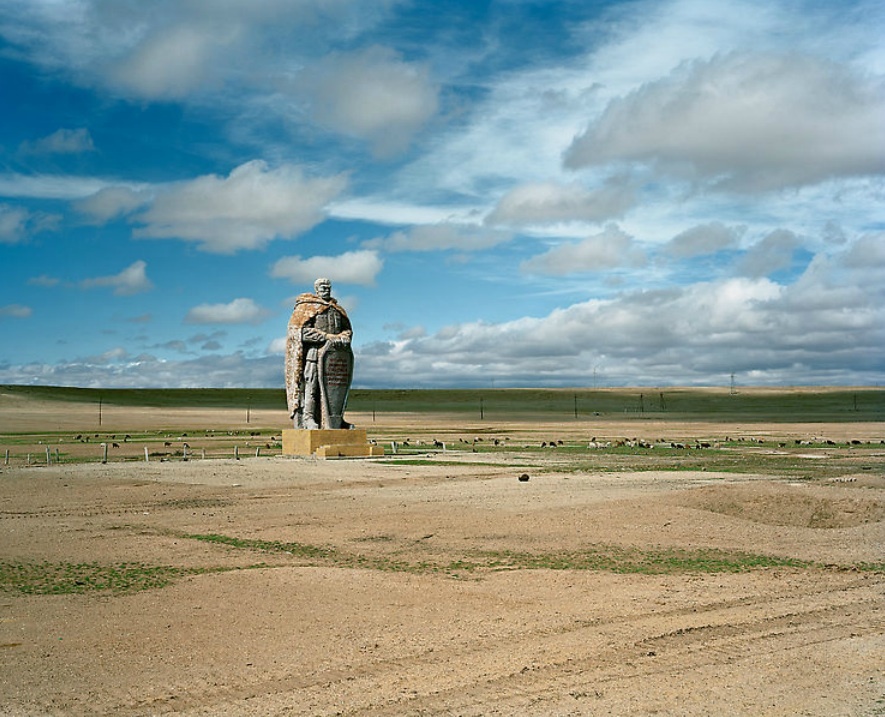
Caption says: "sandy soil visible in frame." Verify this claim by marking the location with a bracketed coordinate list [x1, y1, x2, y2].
[1, 404, 883, 716]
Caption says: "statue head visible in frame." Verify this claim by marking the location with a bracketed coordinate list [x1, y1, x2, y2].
[314, 277, 332, 301]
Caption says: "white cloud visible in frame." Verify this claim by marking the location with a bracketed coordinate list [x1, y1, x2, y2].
[0, 304, 32, 318]
[0, 203, 61, 243]
[270, 249, 383, 287]
[0, 352, 282, 389]
[19, 127, 95, 155]
[665, 222, 744, 257]
[364, 223, 510, 252]
[108, 24, 230, 100]
[737, 229, 802, 278]
[0, 172, 138, 200]
[296, 46, 439, 157]
[521, 225, 647, 276]
[356, 241, 884, 387]
[0, 204, 29, 243]
[564, 52, 885, 191]
[80, 260, 154, 296]
[133, 160, 347, 253]
[0, 1, 399, 100]
[75, 186, 150, 223]
[486, 178, 637, 226]
[184, 298, 271, 325]
[267, 336, 287, 355]
[27, 274, 60, 287]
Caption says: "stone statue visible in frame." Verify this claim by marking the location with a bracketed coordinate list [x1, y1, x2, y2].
[285, 278, 354, 430]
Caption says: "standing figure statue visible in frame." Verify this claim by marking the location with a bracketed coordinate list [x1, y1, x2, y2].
[285, 278, 354, 430]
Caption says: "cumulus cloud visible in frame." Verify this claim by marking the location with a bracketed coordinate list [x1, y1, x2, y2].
[665, 222, 744, 257]
[108, 24, 229, 100]
[364, 224, 510, 252]
[485, 178, 637, 226]
[564, 52, 885, 191]
[133, 160, 347, 253]
[184, 298, 271, 325]
[521, 225, 647, 275]
[0, 304, 32, 318]
[75, 186, 150, 223]
[80, 260, 154, 296]
[356, 240, 884, 387]
[296, 46, 439, 156]
[19, 127, 95, 155]
[0, 1, 395, 102]
[270, 250, 383, 287]
[737, 229, 801, 278]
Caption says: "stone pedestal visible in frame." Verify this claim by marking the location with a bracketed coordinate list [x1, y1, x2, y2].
[281, 428, 384, 458]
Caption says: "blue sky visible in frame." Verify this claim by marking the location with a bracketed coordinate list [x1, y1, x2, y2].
[1, 0, 883, 389]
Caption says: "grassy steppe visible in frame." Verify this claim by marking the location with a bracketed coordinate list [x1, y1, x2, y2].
[2, 384, 883, 422]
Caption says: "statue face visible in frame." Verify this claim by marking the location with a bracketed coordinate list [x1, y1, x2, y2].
[315, 281, 332, 300]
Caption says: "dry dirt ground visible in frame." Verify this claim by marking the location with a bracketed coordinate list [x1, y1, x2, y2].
[1, 402, 884, 716]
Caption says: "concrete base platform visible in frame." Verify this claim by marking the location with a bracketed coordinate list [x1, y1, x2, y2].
[281, 428, 384, 458]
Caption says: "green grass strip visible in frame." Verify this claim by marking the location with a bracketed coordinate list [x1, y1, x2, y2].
[0, 561, 197, 595]
[474, 546, 812, 574]
[184, 532, 823, 576]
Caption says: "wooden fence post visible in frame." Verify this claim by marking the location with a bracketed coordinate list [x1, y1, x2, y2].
[101, 443, 108, 464]
[144, 447, 149, 463]
[46, 446, 51, 465]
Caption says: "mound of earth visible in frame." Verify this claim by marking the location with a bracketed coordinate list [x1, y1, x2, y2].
[673, 481, 885, 529]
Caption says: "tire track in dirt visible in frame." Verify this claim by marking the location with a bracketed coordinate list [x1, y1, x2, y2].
[92, 574, 883, 716]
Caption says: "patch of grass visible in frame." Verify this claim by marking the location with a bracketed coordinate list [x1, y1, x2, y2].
[476, 546, 812, 574]
[186, 533, 337, 561]
[0, 561, 205, 595]
[183, 532, 818, 576]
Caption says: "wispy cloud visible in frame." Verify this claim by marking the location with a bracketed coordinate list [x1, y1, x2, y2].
[19, 128, 95, 155]
[364, 224, 510, 253]
[0, 304, 32, 319]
